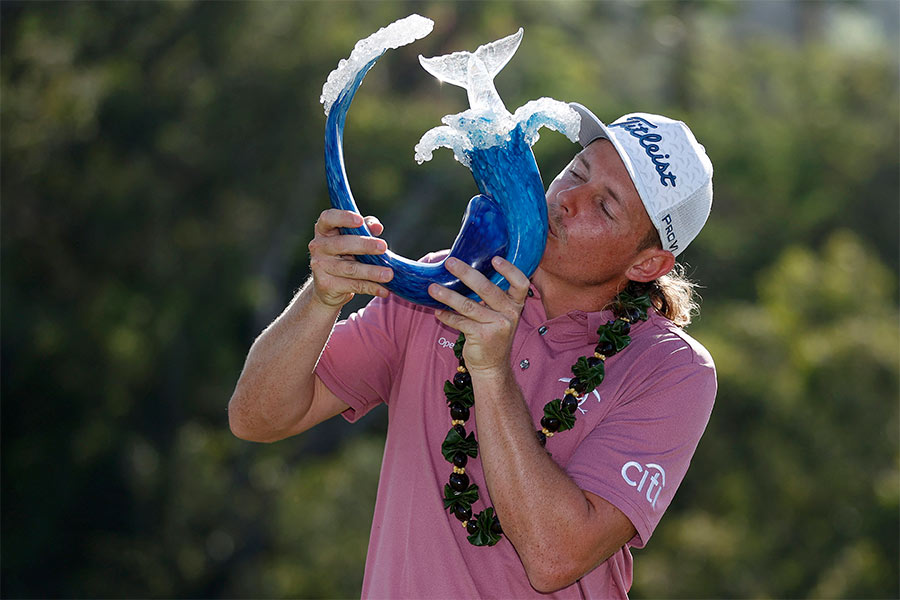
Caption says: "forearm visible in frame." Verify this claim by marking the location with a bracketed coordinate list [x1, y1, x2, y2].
[228, 209, 392, 441]
[471, 367, 617, 591]
[427, 257, 629, 587]
[228, 277, 341, 441]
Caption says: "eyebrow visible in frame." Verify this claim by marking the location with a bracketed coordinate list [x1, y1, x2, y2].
[578, 151, 625, 210]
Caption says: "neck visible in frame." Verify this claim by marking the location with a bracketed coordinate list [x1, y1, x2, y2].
[531, 268, 627, 320]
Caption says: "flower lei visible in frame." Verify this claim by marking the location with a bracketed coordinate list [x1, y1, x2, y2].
[440, 291, 653, 546]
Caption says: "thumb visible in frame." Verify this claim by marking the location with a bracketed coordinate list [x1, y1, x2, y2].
[364, 215, 384, 237]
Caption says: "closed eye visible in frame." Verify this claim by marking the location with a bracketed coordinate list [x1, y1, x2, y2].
[600, 199, 615, 220]
[568, 167, 585, 181]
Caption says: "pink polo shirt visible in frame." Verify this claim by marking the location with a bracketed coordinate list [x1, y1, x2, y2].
[316, 270, 716, 599]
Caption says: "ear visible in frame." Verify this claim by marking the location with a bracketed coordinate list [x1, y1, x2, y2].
[625, 248, 675, 283]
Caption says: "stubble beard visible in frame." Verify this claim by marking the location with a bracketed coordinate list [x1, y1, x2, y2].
[547, 205, 566, 243]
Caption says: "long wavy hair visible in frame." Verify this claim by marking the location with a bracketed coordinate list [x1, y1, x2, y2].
[622, 229, 701, 328]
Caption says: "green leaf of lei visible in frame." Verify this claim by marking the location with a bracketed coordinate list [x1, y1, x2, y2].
[467, 507, 502, 547]
[443, 483, 479, 510]
[453, 332, 466, 361]
[596, 319, 631, 353]
[571, 356, 605, 391]
[443, 380, 475, 408]
[612, 291, 652, 321]
[543, 398, 576, 432]
[441, 427, 479, 461]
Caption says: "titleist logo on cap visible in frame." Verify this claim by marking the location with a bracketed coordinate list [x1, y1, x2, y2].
[609, 116, 677, 188]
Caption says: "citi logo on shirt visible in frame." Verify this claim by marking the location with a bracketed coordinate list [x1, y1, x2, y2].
[620, 461, 666, 509]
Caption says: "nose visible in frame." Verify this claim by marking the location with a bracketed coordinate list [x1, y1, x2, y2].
[555, 183, 584, 216]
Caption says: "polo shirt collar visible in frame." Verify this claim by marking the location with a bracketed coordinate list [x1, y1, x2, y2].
[522, 283, 619, 343]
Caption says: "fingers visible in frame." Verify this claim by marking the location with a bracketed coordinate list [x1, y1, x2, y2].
[364, 215, 384, 236]
[432, 257, 529, 317]
[430, 256, 530, 374]
[321, 257, 393, 283]
[311, 210, 387, 256]
[309, 209, 393, 307]
[316, 209, 385, 237]
[432, 305, 472, 333]
[315, 208, 364, 235]
[429, 282, 495, 325]
[490, 256, 531, 304]
[310, 251, 392, 300]
[308, 232, 387, 257]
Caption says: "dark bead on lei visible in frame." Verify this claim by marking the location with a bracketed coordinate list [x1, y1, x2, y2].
[587, 356, 602, 368]
[449, 472, 469, 492]
[453, 371, 472, 389]
[624, 307, 642, 323]
[466, 519, 479, 534]
[562, 394, 579, 413]
[569, 377, 586, 394]
[535, 430, 547, 446]
[454, 424, 467, 438]
[491, 516, 503, 535]
[618, 319, 631, 335]
[452, 452, 468, 468]
[453, 503, 472, 522]
[596, 340, 615, 356]
[540, 415, 560, 432]
[450, 402, 470, 422]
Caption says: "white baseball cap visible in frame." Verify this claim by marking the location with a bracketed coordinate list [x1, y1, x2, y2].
[570, 103, 713, 256]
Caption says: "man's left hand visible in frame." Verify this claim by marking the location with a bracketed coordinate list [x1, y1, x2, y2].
[428, 256, 530, 375]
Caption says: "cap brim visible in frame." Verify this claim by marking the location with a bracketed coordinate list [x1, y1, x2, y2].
[571, 102, 612, 148]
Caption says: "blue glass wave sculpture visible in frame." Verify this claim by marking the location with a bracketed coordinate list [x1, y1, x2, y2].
[320, 15, 580, 308]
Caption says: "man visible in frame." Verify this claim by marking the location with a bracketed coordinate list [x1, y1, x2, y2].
[229, 104, 716, 598]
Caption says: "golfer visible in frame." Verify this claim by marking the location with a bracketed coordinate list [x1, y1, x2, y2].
[229, 104, 716, 598]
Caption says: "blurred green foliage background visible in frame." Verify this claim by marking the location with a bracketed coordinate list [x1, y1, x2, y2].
[2, 1, 898, 598]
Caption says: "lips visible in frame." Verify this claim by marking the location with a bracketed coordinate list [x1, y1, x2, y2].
[547, 209, 563, 240]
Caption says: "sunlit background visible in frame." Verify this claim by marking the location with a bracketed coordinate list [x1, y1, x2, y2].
[2, 1, 898, 598]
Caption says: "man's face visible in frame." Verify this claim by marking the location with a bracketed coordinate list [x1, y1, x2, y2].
[538, 139, 656, 288]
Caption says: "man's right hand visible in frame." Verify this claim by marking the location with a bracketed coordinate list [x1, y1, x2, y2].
[308, 209, 394, 308]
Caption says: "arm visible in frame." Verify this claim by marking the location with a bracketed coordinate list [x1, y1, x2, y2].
[429, 257, 635, 592]
[228, 209, 394, 442]
[466, 366, 635, 592]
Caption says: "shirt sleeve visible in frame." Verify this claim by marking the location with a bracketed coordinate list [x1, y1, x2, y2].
[315, 250, 448, 422]
[565, 333, 717, 548]
[315, 293, 415, 423]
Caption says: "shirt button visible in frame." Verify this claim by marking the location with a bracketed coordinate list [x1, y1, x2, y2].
[538, 326, 548, 335]
[527, 288, 534, 297]
[519, 359, 530, 370]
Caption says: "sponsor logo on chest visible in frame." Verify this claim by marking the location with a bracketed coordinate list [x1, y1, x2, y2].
[437, 336, 456, 350]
